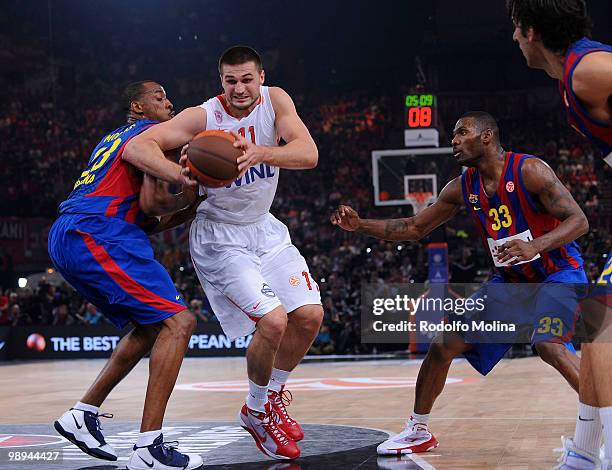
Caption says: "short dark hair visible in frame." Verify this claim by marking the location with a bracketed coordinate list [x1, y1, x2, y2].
[218, 45, 263, 74]
[506, 0, 591, 54]
[460, 111, 501, 143]
[121, 80, 156, 111]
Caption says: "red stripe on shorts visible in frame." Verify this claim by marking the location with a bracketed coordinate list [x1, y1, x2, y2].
[77, 230, 185, 314]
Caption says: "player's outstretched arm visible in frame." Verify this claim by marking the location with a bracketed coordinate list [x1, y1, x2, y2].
[123, 106, 206, 185]
[234, 87, 318, 174]
[496, 159, 588, 265]
[330, 177, 463, 241]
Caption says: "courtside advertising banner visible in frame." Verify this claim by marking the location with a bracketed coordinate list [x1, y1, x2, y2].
[8, 323, 251, 360]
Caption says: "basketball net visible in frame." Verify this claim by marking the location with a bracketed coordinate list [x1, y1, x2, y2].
[408, 191, 433, 214]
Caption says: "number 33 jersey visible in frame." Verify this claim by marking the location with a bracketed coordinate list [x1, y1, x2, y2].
[58, 120, 157, 229]
[461, 152, 583, 282]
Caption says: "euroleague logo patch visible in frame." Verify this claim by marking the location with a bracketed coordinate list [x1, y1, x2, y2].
[289, 275, 300, 287]
[260, 283, 276, 297]
[506, 181, 515, 193]
[176, 376, 478, 392]
[0, 434, 65, 448]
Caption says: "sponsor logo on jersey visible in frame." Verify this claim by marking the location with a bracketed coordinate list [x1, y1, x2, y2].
[226, 163, 276, 188]
[505, 181, 515, 193]
[469, 193, 481, 211]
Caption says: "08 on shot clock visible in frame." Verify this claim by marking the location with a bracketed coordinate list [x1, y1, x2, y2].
[405, 93, 437, 129]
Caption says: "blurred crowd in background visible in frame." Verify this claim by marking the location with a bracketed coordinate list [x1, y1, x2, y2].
[1, 1, 611, 355]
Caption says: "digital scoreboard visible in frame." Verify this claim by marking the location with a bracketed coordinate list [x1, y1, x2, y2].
[403, 93, 439, 147]
[404, 93, 437, 129]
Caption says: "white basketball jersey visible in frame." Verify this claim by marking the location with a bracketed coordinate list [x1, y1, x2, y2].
[197, 86, 279, 224]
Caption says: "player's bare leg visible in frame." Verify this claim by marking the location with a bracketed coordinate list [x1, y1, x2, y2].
[267, 304, 323, 441]
[556, 343, 601, 469]
[590, 337, 612, 467]
[240, 306, 300, 459]
[127, 310, 202, 469]
[377, 334, 471, 455]
[274, 304, 324, 371]
[81, 324, 161, 407]
[247, 306, 288, 386]
[589, 345, 612, 405]
[582, 296, 612, 406]
[533, 341, 580, 393]
[578, 344, 599, 407]
[414, 334, 473, 414]
[53, 313, 194, 462]
[141, 309, 196, 432]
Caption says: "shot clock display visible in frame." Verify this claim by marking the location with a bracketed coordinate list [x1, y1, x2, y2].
[405, 93, 437, 129]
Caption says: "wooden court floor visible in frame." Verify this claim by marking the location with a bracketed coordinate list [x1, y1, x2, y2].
[1, 356, 578, 469]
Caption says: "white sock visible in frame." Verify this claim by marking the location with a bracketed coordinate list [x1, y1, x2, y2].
[73, 401, 99, 414]
[601, 406, 612, 460]
[269, 368, 290, 393]
[410, 412, 430, 426]
[136, 430, 162, 448]
[574, 402, 602, 457]
[246, 379, 268, 412]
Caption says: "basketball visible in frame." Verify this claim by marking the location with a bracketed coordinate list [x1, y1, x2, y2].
[186, 130, 241, 188]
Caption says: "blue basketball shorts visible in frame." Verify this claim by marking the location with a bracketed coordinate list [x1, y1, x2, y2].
[450, 268, 587, 375]
[48, 214, 186, 329]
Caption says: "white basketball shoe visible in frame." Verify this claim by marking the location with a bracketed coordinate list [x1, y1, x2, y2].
[377, 419, 439, 456]
[54, 408, 117, 461]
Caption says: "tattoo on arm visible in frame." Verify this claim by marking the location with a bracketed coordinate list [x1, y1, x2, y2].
[541, 178, 576, 220]
[383, 219, 411, 239]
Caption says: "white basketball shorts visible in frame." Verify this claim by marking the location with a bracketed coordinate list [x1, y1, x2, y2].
[189, 213, 321, 340]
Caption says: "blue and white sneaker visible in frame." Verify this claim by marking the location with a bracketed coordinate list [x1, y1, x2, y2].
[553, 436, 598, 470]
[54, 408, 117, 461]
[127, 434, 203, 470]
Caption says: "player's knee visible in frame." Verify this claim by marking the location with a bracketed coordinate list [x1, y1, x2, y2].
[180, 309, 197, 334]
[428, 341, 459, 362]
[258, 308, 288, 344]
[291, 305, 324, 335]
[535, 341, 567, 367]
[164, 309, 197, 338]
[134, 323, 161, 346]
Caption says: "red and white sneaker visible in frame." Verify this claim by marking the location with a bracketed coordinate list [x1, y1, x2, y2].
[377, 421, 439, 455]
[238, 402, 301, 460]
[268, 387, 304, 442]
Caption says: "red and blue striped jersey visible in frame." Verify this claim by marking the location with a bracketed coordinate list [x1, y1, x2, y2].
[59, 120, 158, 230]
[461, 152, 583, 282]
[559, 37, 612, 158]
